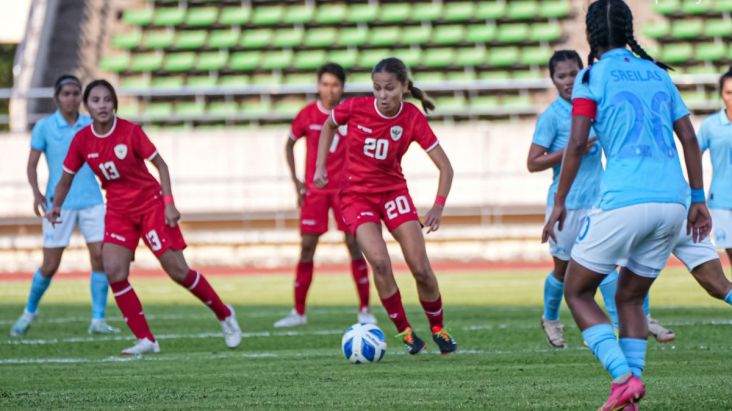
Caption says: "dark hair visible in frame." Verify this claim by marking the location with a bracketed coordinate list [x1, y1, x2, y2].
[372, 57, 435, 113]
[719, 66, 732, 95]
[83, 79, 118, 111]
[53, 74, 82, 97]
[317, 62, 346, 85]
[548, 50, 583, 78]
[583, 0, 670, 83]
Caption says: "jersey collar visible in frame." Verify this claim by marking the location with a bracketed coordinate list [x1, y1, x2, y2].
[52, 110, 80, 129]
[315, 100, 332, 115]
[91, 116, 117, 138]
[373, 99, 403, 120]
[600, 48, 632, 60]
[720, 108, 731, 126]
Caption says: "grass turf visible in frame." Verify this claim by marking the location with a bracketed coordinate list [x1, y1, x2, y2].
[0, 267, 731, 409]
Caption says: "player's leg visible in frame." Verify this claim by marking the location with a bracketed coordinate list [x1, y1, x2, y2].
[598, 268, 620, 329]
[84, 241, 119, 334]
[615, 267, 654, 379]
[690, 259, 732, 303]
[345, 232, 375, 324]
[275, 234, 318, 327]
[726, 249, 732, 276]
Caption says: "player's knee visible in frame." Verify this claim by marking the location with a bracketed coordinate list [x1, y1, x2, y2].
[38, 263, 58, 278]
[411, 263, 434, 285]
[300, 237, 318, 261]
[369, 256, 392, 277]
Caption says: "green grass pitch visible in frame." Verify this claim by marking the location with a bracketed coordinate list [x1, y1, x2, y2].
[0, 267, 731, 409]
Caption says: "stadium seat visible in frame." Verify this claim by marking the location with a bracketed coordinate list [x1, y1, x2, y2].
[144, 102, 174, 119]
[120, 76, 150, 89]
[660, 43, 694, 64]
[130, 52, 164, 72]
[273, 99, 304, 117]
[435, 95, 468, 113]
[284, 5, 315, 25]
[446, 71, 477, 81]
[401, 26, 432, 45]
[358, 49, 391, 69]
[195, 52, 228, 71]
[653, 0, 680, 15]
[349, 72, 372, 84]
[671, 20, 704, 39]
[164, 52, 196, 72]
[100, 54, 130, 72]
[503, 94, 533, 110]
[304, 28, 337, 48]
[316, 4, 348, 24]
[466, 25, 497, 43]
[186, 75, 218, 88]
[143, 30, 175, 49]
[185, 7, 218, 27]
[242, 99, 272, 117]
[369, 27, 401, 47]
[681, 0, 712, 15]
[476, 2, 506, 20]
[175, 101, 206, 118]
[252, 73, 281, 87]
[219, 6, 250, 25]
[229, 52, 260, 71]
[715, 0, 732, 13]
[444, 2, 475, 22]
[339, 27, 370, 47]
[208, 101, 239, 117]
[122, 8, 154, 26]
[112, 31, 142, 50]
[261, 51, 293, 70]
[704, 19, 732, 38]
[391, 48, 422, 68]
[456, 47, 487, 67]
[513, 69, 543, 80]
[218, 75, 251, 87]
[488, 47, 520, 67]
[680, 90, 708, 106]
[153, 8, 186, 27]
[470, 95, 500, 111]
[284, 73, 314, 86]
[643, 20, 671, 39]
[252, 6, 284, 26]
[347, 3, 378, 23]
[152, 76, 184, 89]
[539, 1, 571, 19]
[530, 23, 562, 43]
[411, 3, 442, 22]
[686, 65, 721, 75]
[520, 47, 553, 66]
[507, 2, 539, 20]
[379, 4, 411, 23]
[293, 50, 327, 70]
[432, 25, 466, 46]
[241, 29, 273, 49]
[479, 71, 511, 81]
[695, 43, 727, 62]
[423, 48, 456, 68]
[329, 49, 359, 69]
[208, 30, 240, 49]
[273, 28, 304, 48]
[414, 71, 445, 82]
[174, 30, 207, 50]
[497, 24, 530, 44]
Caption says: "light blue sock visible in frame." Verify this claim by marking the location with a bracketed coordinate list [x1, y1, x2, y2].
[25, 268, 52, 315]
[582, 323, 631, 379]
[90, 271, 109, 320]
[599, 270, 619, 329]
[543, 272, 564, 321]
[724, 290, 732, 305]
[643, 294, 650, 317]
[619, 338, 647, 378]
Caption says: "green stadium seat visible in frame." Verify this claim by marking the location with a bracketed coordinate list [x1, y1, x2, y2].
[432, 25, 466, 46]
[435, 96, 468, 113]
[112, 31, 142, 50]
[455, 47, 487, 67]
[680, 90, 708, 106]
[539, 1, 571, 19]
[329, 49, 359, 69]
[444, 2, 475, 22]
[497, 24, 529, 44]
[164, 52, 196, 72]
[219, 6, 250, 25]
[369, 27, 401, 47]
[153, 8, 186, 27]
[401, 26, 432, 45]
[391, 48, 422, 68]
[152, 76, 184, 89]
[123, 9, 154, 26]
[414, 72, 445, 82]
[185, 7, 218, 27]
[174, 30, 207, 50]
[471, 96, 500, 110]
[423, 48, 456, 68]
[643, 20, 671, 39]
[686, 65, 721, 75]
[358, 49, 391, 69]
[273, 100, 304, 117]
[130, 52, 163, 72]
[273, 28, 304, 48]
[530, 23, 562, 43]
[446, 71, 477, 81]
[304, 28, 337, 48]
[521, 47, 553, 66]
[208, 30, 240, 49]
[252, 6, 284, 26]
[507, 2, 539, 20]
[117, 100, 140, 118]
[653, 0, 680, 15]
[695, 43, 727, 62]
[503, 94, 533, 110]
[175, 101, 206, 118]
[120, 76, 150, 89]
[144, 102, 174, 120]
[284, 5, 315, 25]
[229, 52, 261, 71]
[512, 69, 543, 80]
[186, 76, 218, 87]
[261, 50, 293, 70]
[284, 73, 314, 86]
[715, 0, 732, 13]
[379, 4, 411, 23]
[316, 4, 348, 24]
[241, 29, 273, 49]
[681, 0, 712, 14]
[466, 25, 497, 43]
[143, 30, 175, 49]
[704, 19, 732, 38]
[347, 3, 378, 24]
[478, 71, 511, 81]
[349, 72, 372, 84]
[476, 2, 506, 20]
[411, 3, 442, 22]
[218, 75, 250, 87]
[242, 100, 272, 117]
[339, 27, 369, 47]
[660, 43, 694, 64]
[195, 52, 228, 71]
[293, 50, 327, 70]
[488, 47, 520, 67]
[100, 54, 130, 72]
[208, 101, 239, 117]
[671, 20, 704, 39]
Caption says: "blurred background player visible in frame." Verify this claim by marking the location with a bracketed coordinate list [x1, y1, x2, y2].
[10, 74, 118, 337]
[314, 57, 457, 355]
[543, 0, 711, 409]
[275, 63, 375, 328]
[47, 80, 241, 355]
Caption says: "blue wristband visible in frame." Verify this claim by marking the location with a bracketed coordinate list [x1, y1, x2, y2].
[691, 188, 705, 203]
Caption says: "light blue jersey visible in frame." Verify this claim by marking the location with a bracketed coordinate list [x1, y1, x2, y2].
[572, 48, 689, 211]
[698, 108, 732, 209]
[30, 111, 103, 209]
[532, 97, 603, 209]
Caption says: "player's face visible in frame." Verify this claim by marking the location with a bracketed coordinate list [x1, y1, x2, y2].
[317, 73, 343, 109]
[86, 86, 115, 123]
[54, 84, 81, 115]
[722, 78, 732, 112]
[551, 60, 580, 101]
[372, 72, 407, 116]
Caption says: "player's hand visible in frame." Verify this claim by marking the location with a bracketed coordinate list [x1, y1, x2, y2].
[687, 202, 712, 243]
[293, 179, 307, 208]
[542, 204, 567, 243]
[584, 137, 598, 155]
[45, 206, 61, 227]
[165, 204, 181, 227]
[423, 205, 443, 234]
[313, 167, 328, 189]
[33, 192, 47, 217]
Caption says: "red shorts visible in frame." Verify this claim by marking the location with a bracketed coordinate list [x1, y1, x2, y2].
[104, 203, 187, 257]
[340, 188, 420, 234]
[300, 190, 348, 235]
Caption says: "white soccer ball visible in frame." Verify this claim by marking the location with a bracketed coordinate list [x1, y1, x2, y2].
[341, 323, 387, 364]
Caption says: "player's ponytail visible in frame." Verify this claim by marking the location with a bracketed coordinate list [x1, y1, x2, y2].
[373, 57, 435, 113]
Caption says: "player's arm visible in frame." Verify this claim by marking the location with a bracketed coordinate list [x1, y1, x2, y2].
[526, 144, 563, 172]
[314, 117, 337, 189]
[27, 149, 46, 216]
[149, 153, 181, 228]
[674, 115, 711, 242]
[46, 171, 74, 225]
[285, 136, 305, 207]
[423, 145, 453, 234]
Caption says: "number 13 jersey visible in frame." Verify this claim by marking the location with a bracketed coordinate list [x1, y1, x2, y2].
[331, 96, 439, 194]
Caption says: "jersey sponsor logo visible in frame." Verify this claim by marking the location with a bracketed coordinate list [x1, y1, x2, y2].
[87, 153, 99, 158]
[359, 211, 375, 217]
[110, 233, 126, 242]
[390, 126, 403, 142]
[357, 124, 372, 133]
[302, 219, 317, 226]
[114, 144, 128, 160]
[338, 125, 348, 136]
[309, 124, 323, 131]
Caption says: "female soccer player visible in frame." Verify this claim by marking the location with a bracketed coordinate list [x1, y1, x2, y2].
[11, 75, 117, 337]
[543, 1, 711, 409]
[46, 80, 241, 355]
[698, 67, 732, 272]
[313, 57, 457, 355]
[275, 63, 375, 328]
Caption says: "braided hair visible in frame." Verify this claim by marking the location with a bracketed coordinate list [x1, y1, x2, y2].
[373, 57, 435, 113]
[583, 0, 671, 83]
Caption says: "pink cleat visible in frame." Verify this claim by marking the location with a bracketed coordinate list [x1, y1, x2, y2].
[598, 375, 645, 411]
[622, 402, 639, 410]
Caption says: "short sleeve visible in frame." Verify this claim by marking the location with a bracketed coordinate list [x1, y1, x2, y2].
[666, 76, 690, 122]
[411, 110, 439, 152]
[62, 133, 85, 174]
[289, 109, 308, 140]
[571, 68, 596, 102]
[531, 110, 556, 148]
[331, 98, 354, 126]
[30, 121, 46, 152]
[133, 125, 158, 160]
[697, 119, 710, 152]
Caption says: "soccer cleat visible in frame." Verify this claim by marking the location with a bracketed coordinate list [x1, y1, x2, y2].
[541, 317, 567, 348]
[598, 375, 645, 411]
[273, 309, 307, 328]
[647, 316, 675, 343]
[357, 307, 377, 325]
[396, 327, 427, 355]
[431, 326, 458, 354]
[220, 304, 242, 349]
[121, 338, 160, 355]
[622, 402, 639, 411]
[10, 311, 36, 337]
[88, 319, 121, 335]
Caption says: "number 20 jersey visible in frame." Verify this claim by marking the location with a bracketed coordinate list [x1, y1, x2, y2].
[572, 48, 690, 211]
[63, 117, 163, 215]
[331, 96, 439, 194]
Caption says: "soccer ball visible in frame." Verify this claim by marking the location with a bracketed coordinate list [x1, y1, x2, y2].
[341, 323, 387, 364]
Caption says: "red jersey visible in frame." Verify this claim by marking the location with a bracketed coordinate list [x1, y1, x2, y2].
[331, 96, 439, 194]
[290, 100, 346, 193]
[63, 117, 162, 215]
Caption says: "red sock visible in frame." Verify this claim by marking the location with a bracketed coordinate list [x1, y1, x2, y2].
[294, 261, 314, 315]
[420, 296, 444, 331]
[110, 280, 155, 342]
[351, 259, 370, 310]
[380, 289, 410, 333]
[182, 270, 231, 321]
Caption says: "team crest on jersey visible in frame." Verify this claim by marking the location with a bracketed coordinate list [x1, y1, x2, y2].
[338, 125, 348, 136]
[390, 126, 403, 141]
[114, 144, 128, 160]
